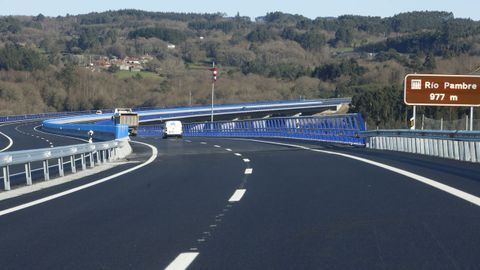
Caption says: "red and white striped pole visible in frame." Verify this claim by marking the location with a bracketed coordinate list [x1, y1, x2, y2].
[211, 62, 217, 123]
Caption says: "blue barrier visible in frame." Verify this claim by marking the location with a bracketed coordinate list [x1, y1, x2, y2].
[138, 114, 366, 145]
[43, 121, 129, 140]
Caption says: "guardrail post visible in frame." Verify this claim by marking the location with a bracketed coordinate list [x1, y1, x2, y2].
[102, 150, 106, 163]
[113, 147, 118, 160]
[3, 166, 11, 191]
[96, 151, 101, 164]
[43, 160, 50, 181]
[108, 149, 113, 162]
[81, 154, 86, 170]
[70, 155, 76, 173]
[89, 152, 95, 168]
[58, 157, 64, 177]
[25, 162, 32, 185]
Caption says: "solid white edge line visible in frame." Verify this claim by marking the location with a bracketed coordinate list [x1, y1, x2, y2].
[228, 189, 247, 202]
[0, 130, 13, 152]
[241, 139, 480, 207]
[244, 168, 253, 174]
[0, 141, 158, 217]
[165, 252, 199, 270]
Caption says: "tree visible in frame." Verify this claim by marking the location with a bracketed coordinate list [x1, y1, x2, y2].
[423, 53, 436, 71]
[0, 44, 48, 71]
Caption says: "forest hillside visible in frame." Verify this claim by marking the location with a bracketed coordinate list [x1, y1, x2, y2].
[1, 10, 479, 127]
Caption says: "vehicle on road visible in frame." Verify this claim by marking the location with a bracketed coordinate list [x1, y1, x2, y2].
[113, 108, 139, 136]
[163, 120, 183, 138]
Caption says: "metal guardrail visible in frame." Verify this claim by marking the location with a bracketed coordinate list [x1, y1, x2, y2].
[139, 114, 366, 145]
[362, 129, 480, 163]
[362, 129, 480, 141]
[0, 140, 122, 191]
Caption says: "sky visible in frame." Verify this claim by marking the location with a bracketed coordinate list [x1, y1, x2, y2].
[0, 0, 479, 20]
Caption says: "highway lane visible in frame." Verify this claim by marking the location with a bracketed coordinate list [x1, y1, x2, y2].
[0, 137, 479, 269]
[0, 121, 88, 152]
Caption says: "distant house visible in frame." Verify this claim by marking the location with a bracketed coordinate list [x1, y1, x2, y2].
[119, 64, 130, 71]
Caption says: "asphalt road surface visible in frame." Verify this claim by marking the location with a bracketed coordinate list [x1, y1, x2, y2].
[0, 121, 88, 152]
[0, 134, 479, 269]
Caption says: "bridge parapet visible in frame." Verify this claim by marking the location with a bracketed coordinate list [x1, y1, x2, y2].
[362, 129, 480, 163]
[140, 114, 366, 145]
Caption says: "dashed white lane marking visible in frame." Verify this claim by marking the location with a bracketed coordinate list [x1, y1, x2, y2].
[185, 140, 192, 143]
[0, 141, 158, 217]
[242, 139, 480, 207]
[225, 148, 232, 152]
[164, 252, 199, 270]
[0, 131, 13, 152]
[234, 153, 242, 156]
[33, 125, 89, 143]
[243, 158, 250, 163]
[244, 168, 253, 174]
[200, 142, 207, 145]
[214, 145, 221, 148]
[228, 189, 247, 202]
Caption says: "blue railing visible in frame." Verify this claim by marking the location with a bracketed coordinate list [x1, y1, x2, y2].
[43, 119, 129, 140]
[138, 114, 366, 145]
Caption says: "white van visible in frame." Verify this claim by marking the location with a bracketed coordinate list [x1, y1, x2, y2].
[163, 120, 183, 138]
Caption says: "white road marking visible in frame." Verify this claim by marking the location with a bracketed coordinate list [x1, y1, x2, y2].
[243, 158, 250, 163]
[234, 153, 242, 156]
[185, 140, 192, 143]
[0, 130, 13, 152]
[225, 148, 232, 152]
[34, 125, 89, 143]
[0, 141, 158, 217]
[242, 139, 480, 207]
[214, 145, 221, 148]
[164, 252, 199, 270]
[244, 168, 253, 175]
[200, 142, 207, 145]
[228, 189, 247, 202]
